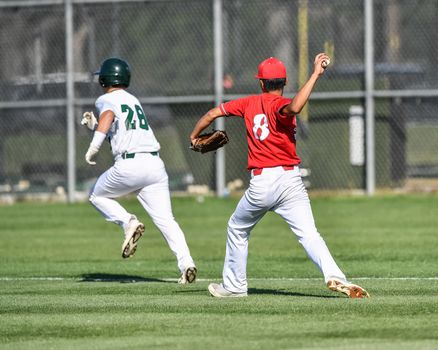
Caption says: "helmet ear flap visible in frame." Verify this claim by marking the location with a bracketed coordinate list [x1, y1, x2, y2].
[98, 75, 112, 87]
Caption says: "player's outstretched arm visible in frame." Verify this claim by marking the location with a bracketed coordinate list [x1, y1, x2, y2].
[281, 53, 330, 116]
[190, 107, 224, 144]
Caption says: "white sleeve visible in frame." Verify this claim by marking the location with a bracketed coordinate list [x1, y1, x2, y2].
[95, 96, 115, 117]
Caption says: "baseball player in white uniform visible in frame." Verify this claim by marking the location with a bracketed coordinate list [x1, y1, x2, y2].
[82, 57, 197, 284]
[191, 55, 369, 298]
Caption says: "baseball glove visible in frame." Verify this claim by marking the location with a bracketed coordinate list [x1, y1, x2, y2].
[191, 130, 229, 154]
[81, 111, 98, 131]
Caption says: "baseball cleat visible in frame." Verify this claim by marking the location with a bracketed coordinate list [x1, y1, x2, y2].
[327, 278, 370, 298]
[208, 283, 248, 298]
[121, 216, 145, 259]
[178, 266, 198, 284]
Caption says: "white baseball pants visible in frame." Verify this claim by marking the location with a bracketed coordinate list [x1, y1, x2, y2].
[89, 152, 195, 272]
[222, 166, 346, 293]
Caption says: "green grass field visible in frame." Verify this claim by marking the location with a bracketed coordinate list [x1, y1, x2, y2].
[1, 194, 438, 349]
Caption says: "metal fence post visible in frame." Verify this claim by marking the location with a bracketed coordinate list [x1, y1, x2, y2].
[365, 0, 375, 196]
[66, 0, 76, 202]
[213, 0, 226, 197]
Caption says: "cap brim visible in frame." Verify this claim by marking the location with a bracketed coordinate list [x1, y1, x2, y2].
[254, 75, 286, 79]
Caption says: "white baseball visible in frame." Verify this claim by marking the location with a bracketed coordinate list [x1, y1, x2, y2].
[321, 58, 330, 68]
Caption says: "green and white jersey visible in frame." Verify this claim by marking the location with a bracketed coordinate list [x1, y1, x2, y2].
[95, 89, 160, 158]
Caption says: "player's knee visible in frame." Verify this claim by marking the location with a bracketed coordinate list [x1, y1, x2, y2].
[227, 216, 237, 231]
[89, 193, 97, 205]
[227, 217, 251, 238]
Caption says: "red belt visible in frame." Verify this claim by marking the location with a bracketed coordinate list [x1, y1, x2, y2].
[252, 166, 295, 176]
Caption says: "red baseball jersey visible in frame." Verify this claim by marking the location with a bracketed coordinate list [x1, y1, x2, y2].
[220, 93, 301, 170]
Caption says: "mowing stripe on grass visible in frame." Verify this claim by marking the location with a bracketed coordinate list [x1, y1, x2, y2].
[1, 276, 438, 281]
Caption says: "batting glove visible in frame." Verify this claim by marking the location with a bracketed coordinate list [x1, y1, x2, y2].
[85, 145, 99, 165]
[81, 111, 98, 131]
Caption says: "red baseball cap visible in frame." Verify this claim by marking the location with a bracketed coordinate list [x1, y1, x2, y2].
[255, 57, 287, 79]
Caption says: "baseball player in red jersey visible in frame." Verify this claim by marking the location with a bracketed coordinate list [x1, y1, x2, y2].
[190, 54, 370, 298]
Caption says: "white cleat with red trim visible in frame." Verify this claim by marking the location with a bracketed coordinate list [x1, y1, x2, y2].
[327, 278, 370, 298]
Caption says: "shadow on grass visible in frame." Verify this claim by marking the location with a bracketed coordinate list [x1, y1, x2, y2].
[248, 287, 338, 298]
[176, 289, 210, 295]
[175, 287, 336, 298]
[79, 273, 173, 284]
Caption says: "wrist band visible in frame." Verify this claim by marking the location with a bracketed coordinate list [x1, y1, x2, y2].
[90, 131, 107, 149]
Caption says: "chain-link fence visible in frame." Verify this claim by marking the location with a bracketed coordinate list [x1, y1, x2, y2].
[0, 0, 437, 202]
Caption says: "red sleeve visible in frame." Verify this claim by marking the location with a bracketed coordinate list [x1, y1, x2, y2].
[276, 96, 293, 118]
[220, 97, 249, 118]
